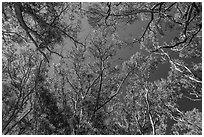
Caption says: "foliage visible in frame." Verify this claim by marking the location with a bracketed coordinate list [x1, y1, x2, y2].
[2, 2, 202, 135]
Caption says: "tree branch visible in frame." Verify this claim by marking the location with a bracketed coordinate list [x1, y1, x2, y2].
[162, 101, 202, 131]
[91, 60, 104, 119]
[4, 107, 33, 135]
[46, 47, 64, 58]
[14, 3, 49, 63]
[144, 88, 155, 135]
[94, 69, 133, 113]
[85, 74, 100, 97]
[136, 3, 164, 43]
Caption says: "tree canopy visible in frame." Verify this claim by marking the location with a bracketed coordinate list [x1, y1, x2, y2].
[2, 2, 202, 135]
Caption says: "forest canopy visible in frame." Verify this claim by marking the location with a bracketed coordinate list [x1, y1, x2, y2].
[2, 2, 202, 135]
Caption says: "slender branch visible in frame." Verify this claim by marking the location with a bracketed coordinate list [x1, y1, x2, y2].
[2, 31, 28, 42]
[50, 4, 70, 25]
[162, 101, 202, 131]
[85, 74, 100, 97]
[4, 107, 33, 135]
[3, 60, 44, 134]
[14, 3, 49, 63]
[66, 77, 79, 96]
[144, 88, 155, 135]
[136, 3, 164, 43]
[20, 54, 34, 86]
[184, 24, 202, 48]
[176, 3, 183, 17]
[46, 47, 64, 58]
[164, 2, 176, 12]
[134, 112, 144, 135]
[95, 69, 133, 113]
[3, 64, 24, 132]
[173, 61, 202, 83]
[50, 25, 85, 48]
[137, 10, 154, 42]
[154, 49, 201, 83]
[104, 2, 111, 26]
[183, 96, 202, 101]
[152, 23, 201, 51]
[91, 60, 104, 119]
[110, 9, 158, 17]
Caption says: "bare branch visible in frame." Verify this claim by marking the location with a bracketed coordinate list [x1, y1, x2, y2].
[4, 107, 33, 135]
[144, 88, 155, 135]
[14, 3, 49, 63]
[95, 69, 133, 113]
[91, 60, 104, 119]
[46, 47, 64, 58]
[136, 3, 164, 43]
[162, 101, 202, 131]
[183, 96, 202, 101]
[85, 74, 100, 97]
[2, 31, 28, 42]
[66, 77, 79, 96]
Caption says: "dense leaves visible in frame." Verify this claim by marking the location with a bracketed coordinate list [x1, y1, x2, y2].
[2, 2, 202, 135]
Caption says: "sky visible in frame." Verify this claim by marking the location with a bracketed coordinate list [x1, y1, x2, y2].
[17, 2, 200, 134]
[47, 2, 202, 114]
[1, 2, 202, 135]
[108, 4, 202, 134]
[116, 15, 202, 113]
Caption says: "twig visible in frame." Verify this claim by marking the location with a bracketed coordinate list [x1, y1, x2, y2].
[85, 74, 100, 97]
[91, 60, 104, 119]
[94, 69, 133, 113]
[138, 3, 164, 42]
[183, 96, 202, 101]
[46, 47, 64, 58]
